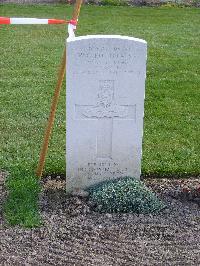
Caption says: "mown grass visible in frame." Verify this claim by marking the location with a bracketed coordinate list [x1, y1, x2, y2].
[0, 4, 199, 226]
[4, 168, 41, 227]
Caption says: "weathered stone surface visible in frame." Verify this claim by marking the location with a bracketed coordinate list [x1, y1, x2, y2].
[66, 35, 147, 192]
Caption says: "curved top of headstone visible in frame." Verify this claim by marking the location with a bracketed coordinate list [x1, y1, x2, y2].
[67, 35, 147, 45]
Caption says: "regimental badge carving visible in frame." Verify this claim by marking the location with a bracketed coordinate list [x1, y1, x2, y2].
[81, 80, 128, 118]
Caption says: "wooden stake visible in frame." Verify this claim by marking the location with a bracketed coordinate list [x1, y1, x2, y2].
[36, 0, 83, 177]
[72, 0, 83, 21]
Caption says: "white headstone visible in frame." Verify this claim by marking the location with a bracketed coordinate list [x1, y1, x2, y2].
[66, 35, 147, 192]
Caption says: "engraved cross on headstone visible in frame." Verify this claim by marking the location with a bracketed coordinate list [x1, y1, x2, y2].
[75, 80, 136, 159]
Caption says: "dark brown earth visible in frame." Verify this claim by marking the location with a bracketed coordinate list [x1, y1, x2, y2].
[0, 173, 200, 266]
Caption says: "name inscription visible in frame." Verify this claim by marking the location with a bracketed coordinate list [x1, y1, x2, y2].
[73, 44, 141, 75]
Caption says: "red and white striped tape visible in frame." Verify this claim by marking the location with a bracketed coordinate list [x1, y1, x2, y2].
[0, 17, 77, 25]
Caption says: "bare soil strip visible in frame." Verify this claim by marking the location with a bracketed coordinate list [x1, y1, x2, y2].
[1, 175, 200, 265]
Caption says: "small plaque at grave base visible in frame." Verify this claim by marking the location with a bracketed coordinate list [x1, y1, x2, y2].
[66, 35, 147, 192]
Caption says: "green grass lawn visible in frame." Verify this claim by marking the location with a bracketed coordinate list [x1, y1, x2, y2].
[0, 4, 199, 226]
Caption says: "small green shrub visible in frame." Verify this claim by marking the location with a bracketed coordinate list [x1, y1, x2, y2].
[100, 0, 128, 6]
[87, 177, 165, 214]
